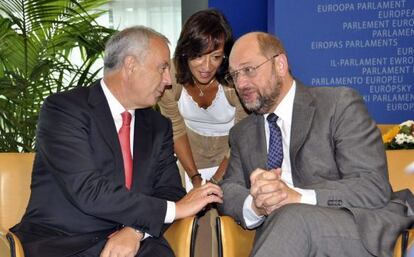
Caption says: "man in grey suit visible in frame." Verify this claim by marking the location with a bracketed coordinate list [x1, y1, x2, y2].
[219, 32, 413, 256]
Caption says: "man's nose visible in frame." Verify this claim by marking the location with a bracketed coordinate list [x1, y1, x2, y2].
[167, 67, 173, 81]
[163, 68, 172, 86]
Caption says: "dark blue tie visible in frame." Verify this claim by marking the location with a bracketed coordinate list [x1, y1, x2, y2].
[267, 113, 283, 169]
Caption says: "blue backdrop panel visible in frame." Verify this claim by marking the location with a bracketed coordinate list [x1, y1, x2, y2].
[270, 0, 414, 123]
[209, 0, 268, 39]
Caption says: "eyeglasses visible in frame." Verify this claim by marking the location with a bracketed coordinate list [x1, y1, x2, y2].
[224, 54, 279, 84]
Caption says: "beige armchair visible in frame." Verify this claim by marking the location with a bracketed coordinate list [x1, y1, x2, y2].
[0, 153, 198, 257]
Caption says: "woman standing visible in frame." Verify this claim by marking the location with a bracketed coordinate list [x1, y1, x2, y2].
[159, 9, 247, 191]
[158, 9, 247, 257]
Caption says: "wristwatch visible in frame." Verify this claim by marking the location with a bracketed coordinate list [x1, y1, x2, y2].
[209, 177, 219, 185]
[135, 229, 144, 240]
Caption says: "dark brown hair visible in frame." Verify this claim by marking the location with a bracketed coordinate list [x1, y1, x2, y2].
[174, 9, 233, 86]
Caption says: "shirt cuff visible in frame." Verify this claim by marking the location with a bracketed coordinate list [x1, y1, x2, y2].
[140, 231, 150, 240]
[293, 187, 317, 205]
[165, 201, 175, 224]
[142, 200, 175, 241]
[243, 195, 265, 229]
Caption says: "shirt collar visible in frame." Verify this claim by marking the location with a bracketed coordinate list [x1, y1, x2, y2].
[275, 80, 296, 125]
[264, 80, 296, 126]
[100, 79, 134, 124]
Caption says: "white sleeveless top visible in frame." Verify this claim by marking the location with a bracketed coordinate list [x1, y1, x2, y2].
[178, 84, 236, 136]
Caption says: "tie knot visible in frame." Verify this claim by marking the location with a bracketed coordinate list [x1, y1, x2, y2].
[267, 113, 279, 124]
[121, 111, 132, 126]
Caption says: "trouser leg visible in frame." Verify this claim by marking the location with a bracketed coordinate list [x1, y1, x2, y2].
[75, 237, 174, 257]
[251, 204, 374, 257]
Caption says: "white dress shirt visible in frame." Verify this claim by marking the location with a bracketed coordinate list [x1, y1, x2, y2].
[101, 80, 175, 238]
[243, 80, 317, 228]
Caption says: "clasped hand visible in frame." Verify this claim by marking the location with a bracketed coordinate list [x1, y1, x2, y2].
[250, 168, 301, 216]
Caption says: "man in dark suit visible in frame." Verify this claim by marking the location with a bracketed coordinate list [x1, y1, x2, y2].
[11, 26, 222, 257]
[219, 32, 413, 257]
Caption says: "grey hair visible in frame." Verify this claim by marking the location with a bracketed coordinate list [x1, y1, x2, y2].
[103, 25, 169, 74]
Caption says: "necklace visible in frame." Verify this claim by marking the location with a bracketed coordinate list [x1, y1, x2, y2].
[194, 78, 216, 97]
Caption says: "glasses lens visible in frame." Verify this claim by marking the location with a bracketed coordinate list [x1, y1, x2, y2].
[244, 67, 257, 78]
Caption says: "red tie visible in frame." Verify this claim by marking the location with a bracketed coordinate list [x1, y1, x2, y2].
[119, 111, 133, 190]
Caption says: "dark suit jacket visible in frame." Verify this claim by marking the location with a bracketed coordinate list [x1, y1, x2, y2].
[219, 81, 414, 256]
[11, 80, 186, 257]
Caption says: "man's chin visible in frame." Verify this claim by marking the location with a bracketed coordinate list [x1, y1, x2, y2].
[243, 100, 270, 114]
[243, 101, 260, 113]
[241, 96, 254, 106]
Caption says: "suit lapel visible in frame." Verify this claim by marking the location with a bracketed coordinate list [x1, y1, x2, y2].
[131, 108, 153, 191]
[88, 80, 124, 184]
[247, 114, 268, 172]
[290, 82, 315, 185]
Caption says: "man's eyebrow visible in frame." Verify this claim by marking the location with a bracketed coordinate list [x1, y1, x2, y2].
[160, 61, 170, 68]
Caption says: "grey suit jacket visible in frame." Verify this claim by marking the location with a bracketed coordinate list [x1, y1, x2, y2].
[219, 81, 413, 256]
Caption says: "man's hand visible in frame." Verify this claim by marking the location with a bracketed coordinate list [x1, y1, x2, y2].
[250, 168, 301, 216]
[250, 168, 281, 197]
[249, 168, 280, 215]
[100, 227, 142, 257]
[256, 179, 301, 215]
[175, 182, 223, 220]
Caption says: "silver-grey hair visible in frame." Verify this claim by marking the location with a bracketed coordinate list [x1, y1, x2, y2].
[103, 25, 169, 74]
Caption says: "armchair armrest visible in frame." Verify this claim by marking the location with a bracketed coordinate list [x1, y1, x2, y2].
[164, 216, 199, 257]
[0, 232, 11, 257]
[0, 231, 25, 257]
[216, 216, 255, 257]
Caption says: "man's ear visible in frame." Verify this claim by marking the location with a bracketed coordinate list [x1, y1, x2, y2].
[275, 54, 289, 77]
[123, 55, 136, 75]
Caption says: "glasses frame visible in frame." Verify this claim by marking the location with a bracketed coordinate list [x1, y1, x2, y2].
[225, 54, 280, 84]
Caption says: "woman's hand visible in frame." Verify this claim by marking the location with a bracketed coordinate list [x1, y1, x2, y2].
[191, 173, 203, 188]
[210, 157, 228, 184]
